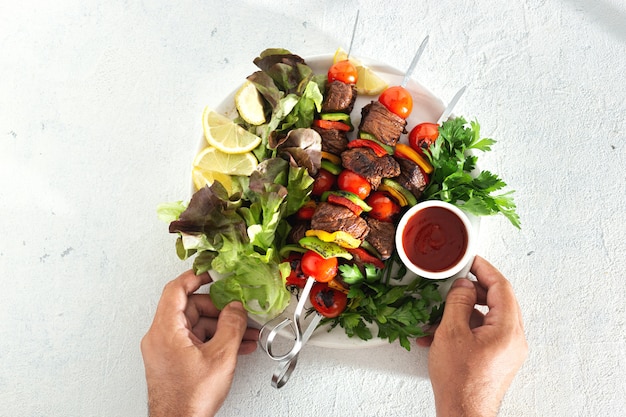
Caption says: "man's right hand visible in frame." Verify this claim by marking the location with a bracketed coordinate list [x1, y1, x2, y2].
[424, 256, 528, 417]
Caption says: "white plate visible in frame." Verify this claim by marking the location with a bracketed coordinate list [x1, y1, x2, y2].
[201, 54, 476, 349]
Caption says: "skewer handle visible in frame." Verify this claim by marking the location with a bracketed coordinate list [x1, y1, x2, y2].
[401, 35, 429, 87]
[347, 10, 360, 58]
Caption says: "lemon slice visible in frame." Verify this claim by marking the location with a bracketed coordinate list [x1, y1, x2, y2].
[355, 65, 388, 96]
[193, 145, 258, 176]
[202, 107, 262, 154]
[192, 166, 234, 194]
[235, 80, 266, 125]
[332, 47, 361, 66]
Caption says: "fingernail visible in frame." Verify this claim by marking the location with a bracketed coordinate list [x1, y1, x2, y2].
[452, 278, 474, 288]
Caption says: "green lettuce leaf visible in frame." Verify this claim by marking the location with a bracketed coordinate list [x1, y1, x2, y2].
[282, 80, 324, 130]
[209, 253, 290, 318]
[285, 165, 314, 217]
[162, 158, 309, 318]
[156, 200, 187, 223]
[248, 49, 324, 145]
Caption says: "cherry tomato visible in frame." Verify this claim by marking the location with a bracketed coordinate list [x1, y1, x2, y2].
[311, 168, 336, 197]
[408, 122, 439, 156]
[309, 282, 347, 318]
[327, 60, 358, 84]
[285, 253, 307, 288]
[300, 250, 338, 283]
[378, 86, 413, 119]
[366, 191, 401, 222]
[295, 201, 317, 220]
[337, 170, 371, 200]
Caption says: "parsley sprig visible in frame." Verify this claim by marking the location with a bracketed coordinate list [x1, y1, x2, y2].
[423, 117, 521, 228]
[320, 255, 444, 351]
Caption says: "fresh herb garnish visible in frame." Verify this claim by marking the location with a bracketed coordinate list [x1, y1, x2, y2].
[423, 117, 521, 228]
[321, 258, 443, 351]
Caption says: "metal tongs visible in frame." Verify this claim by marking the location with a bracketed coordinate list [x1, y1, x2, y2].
[259, 277, 322, 388]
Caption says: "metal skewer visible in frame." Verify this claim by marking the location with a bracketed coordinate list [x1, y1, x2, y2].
[401, 35, 429, 88]
[346, 10, 360, 59]
[437, 85, 467, 124]
[260, 11, 363, 389]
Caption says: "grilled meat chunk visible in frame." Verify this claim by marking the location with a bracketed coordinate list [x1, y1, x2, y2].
[288, 221, 309, 245]
[365, 217, 395, 260]
[341, 147, 401, 189]
[310, 202, 370, 241]
[321, 81, 358, 114]
[359, 101, 407, 146]
[312, 126, 349, 155]
[393, 157, 428, 200]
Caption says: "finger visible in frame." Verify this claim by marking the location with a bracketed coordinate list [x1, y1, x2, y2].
[185, 294, 221, 326]
[471, 256, 522, 328]
[243, 326, 260, 343]
[415, 335, 434, 347]
[238, 339, 259, 355]
[439, 278, 477, 335]
[192, 316, 259, 343]
[155, 270, 212, 325]
[414, 322, 438, 347]
[472, 280, 488, 305]
[469, 308, 485, 329]
[418, 306, 484, 347]
[470, 256, 507, 289]
[191, 317, 219, 342]
[204, 301, 248, 356]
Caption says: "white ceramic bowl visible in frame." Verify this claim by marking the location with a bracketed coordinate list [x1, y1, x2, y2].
[395, 200, 476, 280]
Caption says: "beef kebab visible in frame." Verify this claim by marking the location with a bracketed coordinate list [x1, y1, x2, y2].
[284, 42, 436, 318]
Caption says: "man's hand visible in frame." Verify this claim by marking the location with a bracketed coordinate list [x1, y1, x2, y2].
[141, 270, 259, 417]
[419, 256, 528, 417]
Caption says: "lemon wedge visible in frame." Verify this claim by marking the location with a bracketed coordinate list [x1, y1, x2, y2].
[333, 47, 361, 66]
[355, 65, 388, 96]
[234, 80, 266, 125]
[192, 166, 234, 194]
[332, 48, 387, 96]
[202, 107, 262, 154]
[193, 145, 258, 176]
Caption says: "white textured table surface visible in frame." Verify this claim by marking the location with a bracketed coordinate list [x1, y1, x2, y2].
[2, 1, 625, 416]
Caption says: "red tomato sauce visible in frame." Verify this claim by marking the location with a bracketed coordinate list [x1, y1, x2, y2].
[401, 206, 468, 272]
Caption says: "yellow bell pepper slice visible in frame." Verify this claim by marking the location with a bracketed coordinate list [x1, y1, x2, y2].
[395, 143, 434, 174]
[377, 184, 409, 207]
[305, 229, 361, 249]
[321, 151, 342, 166]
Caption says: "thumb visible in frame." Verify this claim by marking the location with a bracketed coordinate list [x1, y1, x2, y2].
[208, 301, 248, 354]
[440, 278, 477, 331]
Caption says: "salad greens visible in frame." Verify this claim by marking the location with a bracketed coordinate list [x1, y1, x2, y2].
[160, 158, 314, 318]
[159, 49, 324, 319]
[423, 117, 521, 228]
[246, 48, 325, 161]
